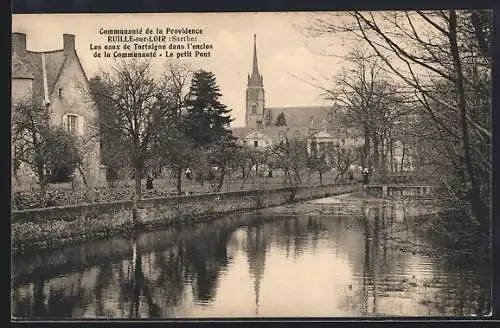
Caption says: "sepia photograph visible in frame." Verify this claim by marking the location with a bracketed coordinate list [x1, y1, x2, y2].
[11, 11, 492, 319]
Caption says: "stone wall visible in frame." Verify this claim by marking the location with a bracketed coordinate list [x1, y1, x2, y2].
[11, 183, 359, 253]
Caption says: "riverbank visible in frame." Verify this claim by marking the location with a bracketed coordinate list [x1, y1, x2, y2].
[12, 174, 350, 210]
[11, 183, 359, 254]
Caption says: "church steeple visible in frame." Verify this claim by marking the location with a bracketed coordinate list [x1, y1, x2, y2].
[248, 34, 263, 86]
[252, 34, 260, 79]
[246, 34, 265, 128]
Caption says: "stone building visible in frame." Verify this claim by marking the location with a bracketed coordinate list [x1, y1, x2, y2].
[232, 34, 364, 157]
[11, 32, 104, 187]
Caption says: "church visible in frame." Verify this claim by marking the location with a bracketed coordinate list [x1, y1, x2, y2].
[231, 35, 363, 155]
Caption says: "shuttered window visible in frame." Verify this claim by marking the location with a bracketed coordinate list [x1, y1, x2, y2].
[62, 114, 85, 136]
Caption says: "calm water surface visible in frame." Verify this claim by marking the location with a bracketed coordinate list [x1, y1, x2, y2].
[11, 193, 491, 318]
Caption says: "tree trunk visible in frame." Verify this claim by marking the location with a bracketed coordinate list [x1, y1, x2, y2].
[133, 166, 142, 225]
[37, 164, 46, 197]
[176, 166, 182, 195]
[389, 132, 394, 173]
[134, 166, 142, 199]
[373, 138, 380, 174]
[449, 10, 489, 234]
[293, 167, 302, 184]
[319, 170, 323, 185]
[400, 144, 406, 173]
[77, 164, 88, 187]
[362, 125, 370, 169]
[240, 164, 252, 189]
[380, 137, 387, 176]
[216, 167, 226, 192]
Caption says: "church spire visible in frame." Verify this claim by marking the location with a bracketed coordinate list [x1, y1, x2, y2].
[252, 34, 259, 78]
[248, 34, 263, 86]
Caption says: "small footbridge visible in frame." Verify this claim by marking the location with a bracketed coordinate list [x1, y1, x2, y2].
[362, 184, 436, 196]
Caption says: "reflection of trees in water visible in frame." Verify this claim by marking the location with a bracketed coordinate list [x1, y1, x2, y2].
[422, 251, 491, 316]
[27, 272, 91, 318]
[340, 201, 428, 316]
[119, 224, 233, 317]
[94, 262, 113, 317]
[13, 201, 489, 318]
[181, 226, 230, 303]
[12, 218, 235, 318]
[407, 208, 491, 316]
[269, 216, 327, 259]
[342, 201, 491, 317]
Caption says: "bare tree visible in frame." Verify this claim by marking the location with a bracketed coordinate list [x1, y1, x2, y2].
[270, 135, 308, 188]
[12, 92, 81, 195]
[322, 48, 409, 177]
[12, 92, 52, 195]
[152, 63, 193, 195]
[91, 59, 167, 205]
[308, 10, 491, 232]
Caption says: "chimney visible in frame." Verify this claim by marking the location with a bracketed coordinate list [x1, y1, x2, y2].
[63, 34, 75, 56]
[12, 32, 27, 56]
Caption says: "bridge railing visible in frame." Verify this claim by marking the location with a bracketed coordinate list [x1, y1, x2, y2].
[363, 172, 439, 185]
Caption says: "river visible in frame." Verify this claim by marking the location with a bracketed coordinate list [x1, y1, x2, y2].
[11, 192, 491, 318]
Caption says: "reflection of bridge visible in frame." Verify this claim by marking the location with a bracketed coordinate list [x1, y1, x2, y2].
[362, 184, 436, 196]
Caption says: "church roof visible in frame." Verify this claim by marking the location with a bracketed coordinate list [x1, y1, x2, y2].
[232, 125, 315, 143]
[265, 106, 332, 129]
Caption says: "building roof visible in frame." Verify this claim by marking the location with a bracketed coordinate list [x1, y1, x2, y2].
[12, 53, 34, 79]
[232, 104, 364, 143]
[232, 125, 315, 143]
[43, 50, 67, 93]
[232, 106, 335, 141]
[12, 49, 69, 104]
[265, 106, 333, 129]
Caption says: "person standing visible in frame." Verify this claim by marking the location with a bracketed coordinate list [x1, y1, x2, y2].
[362, 168, 370, 185]
[185, 168, 193, 180]
[146, 174, 154, 190]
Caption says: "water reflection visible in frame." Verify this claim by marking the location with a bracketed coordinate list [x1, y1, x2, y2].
[11, 197, 490, 318]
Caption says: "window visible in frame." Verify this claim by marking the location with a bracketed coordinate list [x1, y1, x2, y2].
[254, 140, 258, 148]
[63, 114, 84, 136]
[251, 102, 257, 114]
[67, 114, 78, 134]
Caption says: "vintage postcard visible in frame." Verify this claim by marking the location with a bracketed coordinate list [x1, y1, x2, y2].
[11, 11, 492, 319]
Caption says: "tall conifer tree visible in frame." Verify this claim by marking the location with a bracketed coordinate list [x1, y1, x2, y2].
[184, 70, 235, 147]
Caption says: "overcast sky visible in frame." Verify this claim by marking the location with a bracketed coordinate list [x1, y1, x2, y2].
[12, 12, 352, 127]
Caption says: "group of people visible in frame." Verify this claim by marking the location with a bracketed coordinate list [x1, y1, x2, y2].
[347, 168, 371, 185]
[144, 168, 193, 191]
